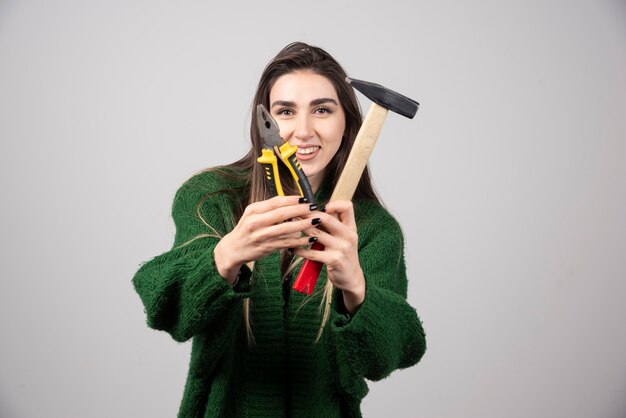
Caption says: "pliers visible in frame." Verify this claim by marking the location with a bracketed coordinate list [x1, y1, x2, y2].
[256, 104, 324, 295]
[255, 104, 317, 205]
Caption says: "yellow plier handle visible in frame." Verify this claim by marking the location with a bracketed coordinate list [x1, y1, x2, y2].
[257, 143, 316, 204]
[277, 142, 316, 203]
[257, 148, 284, 197]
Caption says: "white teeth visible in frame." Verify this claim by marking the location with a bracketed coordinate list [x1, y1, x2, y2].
[297, 146, 320, 155]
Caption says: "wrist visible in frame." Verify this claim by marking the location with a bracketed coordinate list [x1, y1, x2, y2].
[214, 238, 241, 285]
[342, 270, 366, 315]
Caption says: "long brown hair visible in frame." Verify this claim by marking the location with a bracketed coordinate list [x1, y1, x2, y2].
[189, 42, 380, 343]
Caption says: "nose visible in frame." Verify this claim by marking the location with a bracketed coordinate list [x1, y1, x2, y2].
[294, 114, 314, 140]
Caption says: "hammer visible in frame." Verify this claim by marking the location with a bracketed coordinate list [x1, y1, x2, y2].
[292, 77, 419, 295]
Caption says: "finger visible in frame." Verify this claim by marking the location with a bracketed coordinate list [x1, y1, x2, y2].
[293, 246, 329, 263]
[321, 200, 357, 229]
[254, 200, 320, 227]
[300, 226, 331, 245]
[244, 198, 318, 230]
[301, 211, 356, 240]
[300, 226, 356, 257]
[257, 216, 324, 241]
[266, 234, 319, 252]
[243, 195, 312, 216]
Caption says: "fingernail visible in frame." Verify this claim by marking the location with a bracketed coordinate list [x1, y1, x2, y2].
[299, 197, 309, 204]
[320, 205, 326, 212]
[308, 236, 318, 243]
[309, 204, 318, 211]
[311, 218, 321, 225]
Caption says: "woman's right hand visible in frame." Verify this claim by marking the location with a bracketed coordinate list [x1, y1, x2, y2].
[214, 195, 321, 284]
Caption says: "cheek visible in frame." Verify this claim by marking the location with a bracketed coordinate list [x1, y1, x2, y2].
[320, 132, 342, 155]
[276, 120, 295, 138]
[321, 121, 345, 147]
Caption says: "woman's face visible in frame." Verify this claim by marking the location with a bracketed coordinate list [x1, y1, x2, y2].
[269, 70, 346, 191]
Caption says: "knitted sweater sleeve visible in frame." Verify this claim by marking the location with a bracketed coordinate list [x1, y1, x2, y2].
[330, 206, 426, 399]
[132, 174, 248, 343]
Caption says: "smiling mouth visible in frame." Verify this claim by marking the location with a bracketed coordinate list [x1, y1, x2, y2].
[297, 146, 321, 155]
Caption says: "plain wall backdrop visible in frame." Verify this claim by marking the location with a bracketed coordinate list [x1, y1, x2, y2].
[1, 1, 625, 417]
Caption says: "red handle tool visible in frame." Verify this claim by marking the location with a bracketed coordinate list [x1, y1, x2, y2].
[292, 242, 325, 295]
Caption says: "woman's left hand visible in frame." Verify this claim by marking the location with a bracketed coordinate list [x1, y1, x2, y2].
[294, 201, 365, 314]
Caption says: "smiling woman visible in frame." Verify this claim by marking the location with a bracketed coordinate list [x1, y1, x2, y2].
[131, 42, 426, 418]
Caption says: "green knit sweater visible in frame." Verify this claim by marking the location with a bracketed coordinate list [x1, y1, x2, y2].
[132, 167, 426, 418]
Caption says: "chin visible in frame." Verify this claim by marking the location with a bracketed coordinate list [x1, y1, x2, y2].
[302, 166, 320, 179]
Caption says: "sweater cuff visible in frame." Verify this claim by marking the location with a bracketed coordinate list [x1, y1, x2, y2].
[330, 282, 424, 381]
[329, 284, 385, 400]
[331, 279, 381, 330]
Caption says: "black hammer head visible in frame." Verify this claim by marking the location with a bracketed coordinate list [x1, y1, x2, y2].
[346, 77, 419, 119]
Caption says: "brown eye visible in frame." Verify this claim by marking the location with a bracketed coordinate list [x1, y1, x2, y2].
[315, 107, 332, 114]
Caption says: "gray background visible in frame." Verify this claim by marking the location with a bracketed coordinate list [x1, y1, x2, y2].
[1, 1, 625, 417]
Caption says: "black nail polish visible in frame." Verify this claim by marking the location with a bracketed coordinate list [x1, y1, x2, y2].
[309, 236, 318, 243]
[311, 218, 321, 225]
[320, 206, 326, 213]
[309, 204, 318, 211]
[298, 197, 309, 204]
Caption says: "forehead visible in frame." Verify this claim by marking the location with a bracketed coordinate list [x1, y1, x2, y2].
[270, 71, 338, 102]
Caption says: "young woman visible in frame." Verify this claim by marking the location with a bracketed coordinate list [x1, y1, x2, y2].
[132, 42, 426, 418]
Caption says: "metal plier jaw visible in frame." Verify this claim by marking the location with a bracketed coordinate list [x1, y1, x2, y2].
[256, 104, 316, 203]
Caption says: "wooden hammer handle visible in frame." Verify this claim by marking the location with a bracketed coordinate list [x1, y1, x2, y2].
[331, 102, 388, 201]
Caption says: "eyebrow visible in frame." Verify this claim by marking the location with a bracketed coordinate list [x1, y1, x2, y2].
[271, 98, 339, 108]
